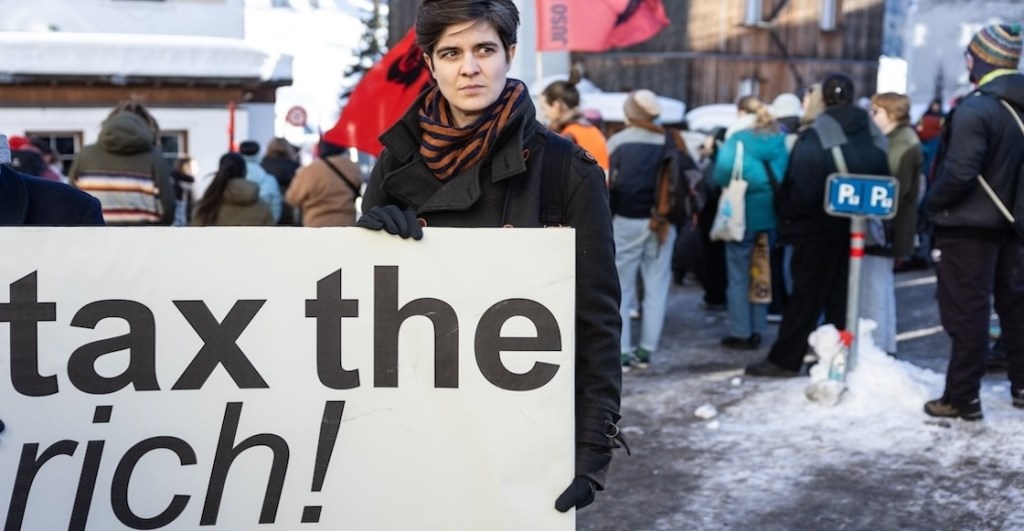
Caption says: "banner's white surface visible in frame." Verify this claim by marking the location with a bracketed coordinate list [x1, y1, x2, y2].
[0, 227, 575, 531]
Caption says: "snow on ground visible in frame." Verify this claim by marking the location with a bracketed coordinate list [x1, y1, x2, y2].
[601, 306, 1024, 530]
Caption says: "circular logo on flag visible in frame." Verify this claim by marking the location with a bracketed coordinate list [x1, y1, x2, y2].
[285, 106, 308, 127]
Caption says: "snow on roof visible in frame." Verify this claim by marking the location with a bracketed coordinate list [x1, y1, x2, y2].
[0, 31, 291, 81]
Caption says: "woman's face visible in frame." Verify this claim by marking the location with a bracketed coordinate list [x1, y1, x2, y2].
[425, 20, 515, 128]
[540, 97, 566, 122]
[871, 105, 895, 133]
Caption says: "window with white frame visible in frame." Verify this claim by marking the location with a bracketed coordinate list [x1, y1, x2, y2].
[745, 0, 764, 25]
[738, 78, 760, 98]
[158, 130, 189, 171]
[24, 131, 83, 175]
[821, 0, 838, 31]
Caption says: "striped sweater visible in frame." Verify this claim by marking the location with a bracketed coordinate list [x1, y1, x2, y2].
[70, 112, 174, 225]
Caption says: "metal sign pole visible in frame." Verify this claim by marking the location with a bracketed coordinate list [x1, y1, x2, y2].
[846, 216, 866, 372]
[824, 172, 899, 380]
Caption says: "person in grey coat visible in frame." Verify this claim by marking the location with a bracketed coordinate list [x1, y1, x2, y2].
[356, 0, 624, 513]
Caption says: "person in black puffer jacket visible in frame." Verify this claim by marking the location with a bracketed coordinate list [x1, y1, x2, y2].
[923, 24, 1024, 421]
[745, 72, 890, 378]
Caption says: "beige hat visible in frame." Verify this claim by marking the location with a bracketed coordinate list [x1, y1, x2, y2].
[624, 89, 661, 123]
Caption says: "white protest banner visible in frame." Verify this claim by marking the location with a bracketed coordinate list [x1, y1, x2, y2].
[0, 227, 575, 531]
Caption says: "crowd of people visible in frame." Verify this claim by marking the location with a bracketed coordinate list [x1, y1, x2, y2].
[1, 0, 1021, 511]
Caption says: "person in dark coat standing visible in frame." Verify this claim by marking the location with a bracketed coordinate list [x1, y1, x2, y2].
[356, 0, 624, 514]
[1, 134, 104, 437]
[1, 135, 103, 226]
[745, 73, 890, 377]
[923, 24, 1024, 421]
[260, 137, 301, 225]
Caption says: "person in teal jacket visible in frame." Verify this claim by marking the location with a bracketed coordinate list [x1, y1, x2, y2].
[713, 96, 789, 350]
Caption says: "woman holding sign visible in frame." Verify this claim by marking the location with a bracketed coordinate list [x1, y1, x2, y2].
[356, 0, 624, 514]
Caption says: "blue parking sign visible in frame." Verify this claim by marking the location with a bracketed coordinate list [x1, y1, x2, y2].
[825, 173, 899, 219]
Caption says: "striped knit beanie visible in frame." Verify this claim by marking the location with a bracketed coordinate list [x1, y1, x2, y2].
[968, 23, 1022, 69]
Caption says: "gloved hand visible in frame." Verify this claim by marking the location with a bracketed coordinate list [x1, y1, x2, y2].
[554, 476, 596, 512]
[0, 417, 4, 434]
[356, 205, 423, 240]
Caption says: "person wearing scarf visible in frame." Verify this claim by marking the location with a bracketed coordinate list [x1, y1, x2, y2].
[605, 89, 679, 370]
[357, 0, 624, 514]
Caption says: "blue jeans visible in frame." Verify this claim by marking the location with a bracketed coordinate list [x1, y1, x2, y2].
[858, 255, 897, 353]
[725, 231, 768, 338]
[614, 216, 676, 353]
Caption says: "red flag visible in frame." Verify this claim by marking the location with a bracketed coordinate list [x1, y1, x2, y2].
[324, 28, 433, 156]
[536, 0, 669, 52]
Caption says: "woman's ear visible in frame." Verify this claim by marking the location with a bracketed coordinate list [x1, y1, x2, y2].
[423, 53, 435, 77]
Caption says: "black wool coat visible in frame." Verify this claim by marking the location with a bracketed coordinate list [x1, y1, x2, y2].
[0, 164, 104, 226]
[363, 89, 624, 486]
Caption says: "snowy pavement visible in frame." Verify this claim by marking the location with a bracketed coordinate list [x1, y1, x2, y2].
[577, 269, 1024, 531]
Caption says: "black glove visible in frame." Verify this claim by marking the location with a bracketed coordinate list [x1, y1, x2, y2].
[356, 205, 423, 240]
[554, 476, 596, 512]
[0, 417, 4, 434]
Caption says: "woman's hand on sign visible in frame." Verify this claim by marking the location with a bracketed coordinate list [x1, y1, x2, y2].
[356, 205, 423, 240]
[554, 476, 596, 512]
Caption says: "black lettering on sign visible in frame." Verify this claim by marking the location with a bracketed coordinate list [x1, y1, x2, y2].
[202, 402, 289, 525]
[475, 299, 562, 391]
[373, 266, 459, 389]
[1, 272, 58, 397]
[306, 270, 360, 390]
[112, 437, 197, 529]
[171, 301, 269, 390]
[5, 440, 78, 531]
[69, 300, 160, 394]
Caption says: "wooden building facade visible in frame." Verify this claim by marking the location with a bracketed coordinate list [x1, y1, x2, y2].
[574, 0, 886, 108]
[388, 0, 886, 111]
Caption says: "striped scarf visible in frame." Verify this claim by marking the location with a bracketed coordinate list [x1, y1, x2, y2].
[418, 79, 526, 181]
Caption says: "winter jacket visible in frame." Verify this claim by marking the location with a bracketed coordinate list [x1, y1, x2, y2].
[69, 112, 174, 225]
[363, 87, 623, 487]
[286, 155, 361, 227]
[262, 155, 301, 225]
[559, 121, 610, 172]
[606, 126, 664, 218]
[885, 124, 923, 256]
[261, 155, 300, 193]
[190, 179, 273, 226]
[926, 72, 1024, 238]
[713, 127, 789, 233]
[777, 106, 890, 242]
[242, 155, 283, 224]
[0, 164, 104, 226]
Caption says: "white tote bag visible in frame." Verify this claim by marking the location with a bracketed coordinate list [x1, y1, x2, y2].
[710, 141, 748, 242]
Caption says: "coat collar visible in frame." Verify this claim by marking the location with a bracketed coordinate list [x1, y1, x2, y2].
[377, 82, 539, 213]
[0, 165, 30, 225]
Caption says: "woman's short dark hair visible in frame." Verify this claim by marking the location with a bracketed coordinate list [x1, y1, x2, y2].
[416, 0, 519, 61]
